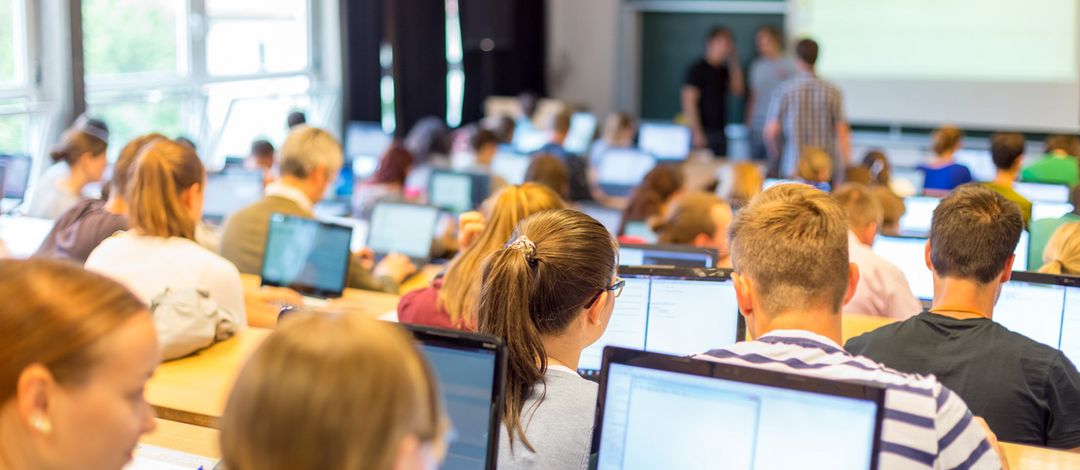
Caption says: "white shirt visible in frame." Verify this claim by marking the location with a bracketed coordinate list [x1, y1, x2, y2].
[24, 163, 79, 220]
[86, 232, 247, 325]
[264, 182, 314, 212]
[846, 231, 923, 319]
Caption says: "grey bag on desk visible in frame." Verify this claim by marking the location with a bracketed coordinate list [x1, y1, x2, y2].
[150, 288, 240, 361]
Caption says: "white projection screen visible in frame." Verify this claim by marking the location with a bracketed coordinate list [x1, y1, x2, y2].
[789, 0, 1080, 132]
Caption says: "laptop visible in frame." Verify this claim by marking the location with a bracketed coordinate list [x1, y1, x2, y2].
[596, 148, 656, 197]
[404, 325, 506, 470]
[873, 232, 1029, 301]
[367, 201, 441, 264]
[579, 203, 623, 235]
[592, 347, 885, 470]
[619, 243, 716, 268]
[637, 122, 691, 161]
[1032, 201, 1074, 221]
[491, 147, 532, 185]
[564, 112, 598, 155]
[0, 154, 31, 207]
[578, 267, 743, 375]
[261, 214, 353, 303]
[511, 126, 548, 154]
[1015, 182, 1070, 204]
[954, 149, 996, 182]
[202, 169, 265, 225]
[345, 121, 392, 180]
[897, 196, 941, 237]
[429, 169, 491, 214]
[997, 271, 1080, 364]
[622, 220, 658, 243]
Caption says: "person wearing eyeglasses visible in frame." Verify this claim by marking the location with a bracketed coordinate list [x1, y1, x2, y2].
[477, 209, 620, 470]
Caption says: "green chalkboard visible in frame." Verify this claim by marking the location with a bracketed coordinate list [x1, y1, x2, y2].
[640, 12, 785, 123]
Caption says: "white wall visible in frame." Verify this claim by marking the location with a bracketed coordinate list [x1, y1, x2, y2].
[546, 0, 620, 119]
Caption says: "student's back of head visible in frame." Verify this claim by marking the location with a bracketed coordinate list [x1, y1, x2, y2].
[658, 192, 733, 262]
[796, 147, 832, 184]
[279, 126, 344, 181]
[601, 112, 635, 147]
[990, 132, 1026, 172]
[1040, 222, 1080, 275]
[930, 184, 1023, 283]
[1045, 134, 1080, 157]
[286, 111, 306, 129]
[127, 139, 206, 240]
[932, 126, 964, 157]
[51, 117, 109, 167]
[550, 110, 573, 138]
[105, 133, 166, 203]
[0, 259, 157, 469]
[795, 38, 819, 66]
[861, 150, 892, 186]
[371, 142, 415, 186]
[833, 183, 883, 247]
[524, 154, 569, 198]
[439, 183, 564, 329]
[620, 164, 684, 234]
[220, 313, 445, 470]
[723, 162, 763, 211]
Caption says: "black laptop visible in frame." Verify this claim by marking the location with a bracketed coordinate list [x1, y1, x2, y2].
[618, 243, 717, 268]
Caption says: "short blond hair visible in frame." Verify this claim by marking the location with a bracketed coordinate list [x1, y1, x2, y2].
[730, 184, 850, 314]
[278, 126, 344, 180]
[1041, 222, 1080, 275]
[833, 183, 883, 231]
[796, 147, 832, 183]
[220, 314, 445, 470]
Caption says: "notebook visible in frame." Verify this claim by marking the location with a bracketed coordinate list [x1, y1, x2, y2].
[261, 214, 353, 302]
[366, 202, 440, 264]
[996, 271, 1080, 365]
[619, 243, 716, 268]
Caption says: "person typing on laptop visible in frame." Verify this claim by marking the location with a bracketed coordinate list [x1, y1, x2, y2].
[695, 184, 1003, 468]
[846, 185, 1080, 450]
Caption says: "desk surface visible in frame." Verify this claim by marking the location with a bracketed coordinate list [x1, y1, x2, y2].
[0, 215, 54, 258]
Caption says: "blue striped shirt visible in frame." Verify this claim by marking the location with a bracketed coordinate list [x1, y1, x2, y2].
[696, 330, 1001, 469]
[766, 71, 845, 177]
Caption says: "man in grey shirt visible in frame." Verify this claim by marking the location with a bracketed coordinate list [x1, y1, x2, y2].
[746, 26, 796, 165]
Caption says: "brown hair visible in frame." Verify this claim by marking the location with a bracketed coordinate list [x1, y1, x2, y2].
[50, 125, 108, 165]
[1041, 222, 1080, 275]
[127, 139, 206, 240]
[932, 126, 964, 156]
[833, 183, 883, 231]
[795, 38, 819, 66]
[371, 142, 414, 185]
[729, 184, 850, 314]
[930, 184, 1023, 283]
[601, 113, 634, 144]
[477, 209, 616, 452]
[0, 259, 147, 404]
[111, 133, 166, 199]
[524, 154, 569, 198]
[874, 186, 906, 236]
[620, 164, 684, 235]
[990, 132, 1026, 171]
[220, 314, 445, 470]
[551, 110, 573, 136]
[1045, 134, 1080, 156]
[797, 147, 832, 183]
[861, 150, 892, 185]
[657, 192, 729, 245]
[438, 184, 565, 329]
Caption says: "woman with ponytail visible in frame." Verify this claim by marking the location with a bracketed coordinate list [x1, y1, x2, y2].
[617, 164, 684, 237]
[25, 117, 110, 219]
[478, 209, 620, 469]
[86, 139, 247, 324]
[1040, 222, 1080, 275]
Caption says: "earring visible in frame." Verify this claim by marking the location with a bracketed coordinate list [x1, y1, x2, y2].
[30, 414, 52, 434]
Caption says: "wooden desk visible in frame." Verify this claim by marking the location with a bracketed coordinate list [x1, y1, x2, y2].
[1002, 442, 1080, 468]
[240, 273, 402, 324]
[0, 215, 54, 258]
[400, 264, 443, 295]
[141, 419, 220, 459]
[842, 313, 899, 343]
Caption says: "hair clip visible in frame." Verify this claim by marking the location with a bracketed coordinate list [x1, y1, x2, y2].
[506, 235, 538, 265]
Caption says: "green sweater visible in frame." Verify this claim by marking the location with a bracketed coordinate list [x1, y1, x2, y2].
[1021, 154, 1079, 188]
[219, 195, 398, 293]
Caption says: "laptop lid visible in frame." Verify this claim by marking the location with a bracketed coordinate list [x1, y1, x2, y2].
[0, 154, 31, 200]
[511, 126, 548, 154]
[579, 267, 743, 374]
[596, 148, 656, 197]
[954, 149, 996, 182]
[491, 147, 531, 185]
[202, 169, 265, 224]
[1015, 181, 1070, 204]
[346, 121, 392, 179]
[564, 112, 598, 155]
[622, 221, 658, 244]
[579, 204, 623, 235]
[997, 272, 1080, 364]
[1033, 201, 1075, 221]
[261, 214, 353, 299]
[429, 170, 491, 214]
[637, 122, 691, 160]
[874, 233, 1029, 301]
[618, 243, 716, 268]
[897, 196, 941, 237]
[366, 202, 440, 261]
[404, 325, 506, 470]
[593, 347, 885, 470]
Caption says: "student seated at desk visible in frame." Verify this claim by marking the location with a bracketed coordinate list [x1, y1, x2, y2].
[695, 184, 1003, 468]
[466, 129, 508, 193]
[618, 164, 683, 237]
[1040, 222, 1080, 275]
[983, 132, 1032, 226]
[0, 259, 158, 470]
[220, 126, 413, 294]
[524, 154, 569, 200]
[1022, 134, 1080, 188]
[478, 209, 618, 470]
[918, 126, 972, 197]
[794, 147, 833, 191]
[398, 183, 564, 330]
[534, 110, 594, 202]
[1031, 186, 1080, 270]
[847, 185, 1080, 449]
[220, 313, 446, 470]
[834, 183, 922, 319]
[655, 192, 734, 267]
[354, 141, 414, 220]
[86, 139, 248, 326]
[24, 117, 110, 220]
[34, 133, 163, 264]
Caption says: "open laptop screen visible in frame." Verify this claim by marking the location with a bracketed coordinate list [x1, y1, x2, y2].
[898, 196, 940, 236]
[346, 121, 392, 179]
[261, 214, 352, 298]
[997, 272, 1080, 365]
[430, 170, 490, 214]
[578, 267, 741, 373]
[0, 154, 31, 200]
[596, 149, 656, 197]
[202, 170, 264, 224]
[367, 202, 440, 260]
[491, 148, 531, 185]
[618, 243, 716, 268]
[874, 232, 1029, 301]
[1033, 201, 1074, 221]
[594, 348, 884, 470]
[1015, 182, 1070, 204]
[638, 123, 691, 160]
[564, 112, 598, 155]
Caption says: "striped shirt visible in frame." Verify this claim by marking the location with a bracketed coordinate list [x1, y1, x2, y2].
[766, 71, 845, 177]
[695, 330, 1001, 469]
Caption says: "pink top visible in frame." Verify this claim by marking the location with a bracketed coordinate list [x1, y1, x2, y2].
[397, 277, 474, 331]
[844, 232, 923, 319]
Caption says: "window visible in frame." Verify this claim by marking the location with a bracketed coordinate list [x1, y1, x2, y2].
[87, 93, 184, 159]
[205, 0, 310, 76]
[0, 0, 23, 86]
[82, 0, 183, 79]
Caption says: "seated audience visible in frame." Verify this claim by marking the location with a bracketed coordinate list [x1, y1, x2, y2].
[354, 140, 414, 220]
[466, 128, 508, 192]
[918, 125, 972, 196]
[619, 164, 684, 236]
[399, 183, 564, 330]
[589, 112, 636, 167]
[794, 147, 833, 191]
[220, 313, 446, 470]
[1021, 134, 1080, 188]
[535, 110, 594, 202]
[25, 117, 109, 219]
[1030, 185, 1080, 270]
[1040, 221, 1080, 275]
[833, 183, 922, 318]
[0, 259, 158, 470]
[656, 192, 734, 267]
[983, 132, 1032, 226]
[876, 184, 907, 236]
[34, 133, 162, 263]
[222, 126, 412, 294]
[478, 209, 618, 470]
[403, 116, 452, 193]
[696, 184, 1002, 468]
[847, 185, 1080, 449]
[718, 161, 763, 211]
[524, 154, 569, 199]
[248, 139, 276, 186]
[863, 150, 915, 197]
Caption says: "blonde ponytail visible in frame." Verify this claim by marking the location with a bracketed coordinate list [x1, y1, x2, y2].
[127, 139, 205, 240]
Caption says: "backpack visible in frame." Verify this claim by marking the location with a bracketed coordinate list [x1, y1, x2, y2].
[150, 288, 240, 361]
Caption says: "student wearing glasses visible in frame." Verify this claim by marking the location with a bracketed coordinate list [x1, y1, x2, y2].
[477, 209, 620, 470]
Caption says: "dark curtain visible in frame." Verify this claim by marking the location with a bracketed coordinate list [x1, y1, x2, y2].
[387, 0, 448, 135]
[340, 0, 383, 124]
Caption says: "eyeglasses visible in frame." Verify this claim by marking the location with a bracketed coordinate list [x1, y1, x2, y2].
[583, 277, 626, 309]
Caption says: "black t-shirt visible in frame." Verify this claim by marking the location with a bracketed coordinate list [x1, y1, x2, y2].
[684, 59, 730, 132]
[845, 311, 1080, 448]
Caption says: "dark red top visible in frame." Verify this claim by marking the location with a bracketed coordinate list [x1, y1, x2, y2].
[397, 277, 473, 331]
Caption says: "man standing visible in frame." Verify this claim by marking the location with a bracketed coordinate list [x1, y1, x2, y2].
[746, 25, 795, 162]
[765, 38, 850, 179]
[682, 26, 744, 158]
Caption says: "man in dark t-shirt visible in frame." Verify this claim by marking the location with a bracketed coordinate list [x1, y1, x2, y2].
[845, 185, 1080, 449]
[681, 26, 744, 158]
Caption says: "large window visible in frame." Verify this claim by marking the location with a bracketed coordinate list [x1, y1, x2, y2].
[0, 0, 32, 155]
[82, 0, 182, 79]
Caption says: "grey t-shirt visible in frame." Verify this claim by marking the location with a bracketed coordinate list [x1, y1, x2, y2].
[748, 56, 796, 126]
[497, 367, 598, 470]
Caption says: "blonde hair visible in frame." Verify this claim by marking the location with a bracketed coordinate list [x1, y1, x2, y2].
[832, 183, 883, 231]
[278, 126, 344, 180]
[438, 183, 565, 328]
[0, 259, 147, 404]
[220, 314, 445, 470]
[796, 147, 833, 183]
[1040, 222, 1080, 275]
[932, 125, 964, 156]
[726, 162, 764, 210]
[127, 139, 205, 240]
